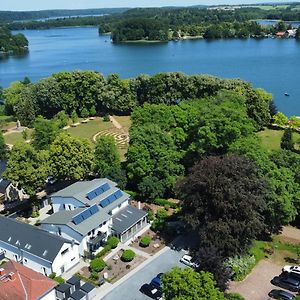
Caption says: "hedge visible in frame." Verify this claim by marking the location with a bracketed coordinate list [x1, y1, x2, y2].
[153, 198, 179, 209]
[121, 249, 136, 262]
[107, 236, 119, 249]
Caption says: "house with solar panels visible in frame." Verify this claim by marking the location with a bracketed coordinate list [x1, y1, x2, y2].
[40, 178, 148, 256]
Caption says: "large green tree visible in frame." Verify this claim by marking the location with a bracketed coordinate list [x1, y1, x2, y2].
[281, 127, 294, 151]
[0, 131, 7, 159]
[161, 267, 225, 300]
[178, 155, 267, 257]
[4, 143, 49, 196]
[94, 135, 124, 186]
[31, 116, 61, 150]
[49, 133, 94, 180]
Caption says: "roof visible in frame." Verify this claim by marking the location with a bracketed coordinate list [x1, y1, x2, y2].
[0, 260, 56, 300]
[0, 216, 72, 263]
[0, 179, 10, 194]
[42, 178, 130, 236]
[55, 283, 71, 293]
[80, 282, 96, 293]
[66, 276, 80, 285]
[70, 290, 86, 300]
[112, 205, 147, 234]
[51, 178, 123, 206]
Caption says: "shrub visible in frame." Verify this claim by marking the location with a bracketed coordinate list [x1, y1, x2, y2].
[139, 235, 151, 248]
[90, 258, 106, 272]
[107, 236, 119, 249]
[146, 208, 154, 221]
[226, 293, 245, 300]
[153, 198, 179, 209]
[164, 204, 170, 211]
[54, 276, 65, 284]
[103, 114, 110, 122]
[49, 272, 56, 279]
[225, 255, 256, 281]
[95, 244, 111, 258]
[121, 249, 135, 262]
[90, 272, 99, 280]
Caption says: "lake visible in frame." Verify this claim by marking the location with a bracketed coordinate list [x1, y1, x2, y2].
[0, 26, 300, 116]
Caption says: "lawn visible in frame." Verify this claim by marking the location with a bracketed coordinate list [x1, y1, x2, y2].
[113, 115, 131, 132]
[4, 129, 33, 145]
[253, 4, 290, 10]
[257, 128, 300, 151]
[66, 117, 114, 142]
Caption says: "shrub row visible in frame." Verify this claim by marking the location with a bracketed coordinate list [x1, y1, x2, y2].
[153, 198, 179, 209]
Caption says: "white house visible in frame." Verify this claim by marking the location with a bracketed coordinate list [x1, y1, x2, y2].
[41, 178, 148, 256]
[0, 216, 80, 276]
[0, 260, 57, 300]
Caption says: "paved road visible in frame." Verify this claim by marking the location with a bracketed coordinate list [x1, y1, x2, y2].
[102, 248, 185, 300]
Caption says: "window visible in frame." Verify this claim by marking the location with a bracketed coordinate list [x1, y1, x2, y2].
[14, 255, 18, 261]
[68, 205, 72, 210]
[58, 227, 61, 236]
[61, 248, 69, 256]
[23, 258, 27, 264]
[71, 257, 75, 261]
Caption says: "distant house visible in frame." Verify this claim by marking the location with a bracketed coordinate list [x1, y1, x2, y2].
[0, 260, 57, 300]
[276, 31, 286, 38]
[287, 29, 297, 38]
[41, 178, 148, 256]
[0, 216, 80, 276]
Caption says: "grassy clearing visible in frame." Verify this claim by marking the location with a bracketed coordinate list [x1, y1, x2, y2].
[253, 4, 290, 10]
[66, 117, 113, 142]
[257, 128, 300, 151]
[113, 115, 131, 131]
[4, 129, 33, 145]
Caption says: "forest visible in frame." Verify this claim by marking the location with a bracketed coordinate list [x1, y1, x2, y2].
[0, 26, 28, 55]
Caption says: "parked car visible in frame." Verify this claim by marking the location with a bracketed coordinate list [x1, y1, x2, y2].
[140, 283, 162, 300]
[151, 273, 164, 289]
[271, 275, 300, 292]
[180, 254, 199, 268]
[45, 176, 57, 185]
[283, 265, 300, 277]
[268, 289, 295, 300]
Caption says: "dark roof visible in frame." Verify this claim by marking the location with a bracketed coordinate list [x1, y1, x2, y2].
[112, 205, 147, 234]
[0, 179, 10, 194]
[55, 283, 71, 293]
[70, 290, 86, 300]
[66, 276, 81, 285]
[80, 282, 95, 293]
[0, 216, 73, 263]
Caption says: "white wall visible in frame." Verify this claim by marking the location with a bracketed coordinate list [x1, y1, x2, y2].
[52, 242, 79, 276]
[39, 288, 56, 300]
[111, 199, 129, 215]
[51, 197, 84, 213]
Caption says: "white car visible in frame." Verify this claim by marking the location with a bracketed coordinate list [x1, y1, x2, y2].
[180, 254, 199, 268]
[282, 265, 300, 276]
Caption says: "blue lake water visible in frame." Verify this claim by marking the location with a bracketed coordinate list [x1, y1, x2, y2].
[0, 26, 300, 115]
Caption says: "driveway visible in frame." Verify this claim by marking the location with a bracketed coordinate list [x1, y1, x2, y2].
[230, 260, 282, 300]
[102, 248, 185, 300]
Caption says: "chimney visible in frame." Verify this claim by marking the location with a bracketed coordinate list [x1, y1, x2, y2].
[138, 201, 141, 210]
[8, 272, 16, 281]
[0, 268, 5, 276]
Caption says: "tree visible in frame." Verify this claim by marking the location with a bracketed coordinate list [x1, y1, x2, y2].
[89, 105, 97, 117]
[50, 133, 94, 180]
[269, 99, 278, 117]
[54, 111, 69, 128]
[94, 135, 124, 185]
[80, 107, 89, 119]
[194, 246, 231, 291]
[273, 112, 288, 126]
[281, 128, 294, 151]
[178, 155, 267, 257]
[31, 116, 61, 150]
[0, 131, 7, 159]
[71, 110, 78, 124]
[161, 267, 225, 300]
[4, 143, 50, 196]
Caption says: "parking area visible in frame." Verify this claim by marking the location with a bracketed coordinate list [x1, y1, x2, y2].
[102, 248, 185, 300]
[230, 260, 283, 300]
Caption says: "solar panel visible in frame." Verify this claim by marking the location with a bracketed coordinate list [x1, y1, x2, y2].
[81, 209, 92, 219]
[72, 215, 83, 225]
[86, 183, 111, 200]
[89, 204, 99, 215]
[115, 190, 123, 198]
[86, 191, 97, 201]
[102, 183, 110, 192]
[100, 198, 110, 208]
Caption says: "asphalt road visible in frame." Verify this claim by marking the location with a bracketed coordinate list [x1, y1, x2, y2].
[102, 248, 185, 300]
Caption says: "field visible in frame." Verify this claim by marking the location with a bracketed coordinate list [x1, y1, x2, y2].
[253, 4, 290, 10]
[257, 128, 300, 151]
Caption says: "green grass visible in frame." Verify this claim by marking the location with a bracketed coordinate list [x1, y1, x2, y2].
[249, 240, 268, 263]
[66, 117, 113, 142]
[257, 128, 300, 151]
[113, 115, 131, 131]
[253, 4, 289, 10]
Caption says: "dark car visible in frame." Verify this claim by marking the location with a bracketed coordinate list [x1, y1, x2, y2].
[268, 289, 295, 300]
[271, 275, 300, 292]
[140, 283, 162, 300]
[151, 273, 164, 289]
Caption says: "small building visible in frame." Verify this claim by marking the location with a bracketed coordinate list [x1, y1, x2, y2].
[67, 276, 81, 293]
[41, 179, 148, 255]
[80, 282, 97, 300]
[287, 29, 297, 38]
[0, 216, 80, 276]
[0, 260, 57, 300]
[276, 31, 286, 38]
[55, 283, 72, 300]
[69, 290, 86, 300]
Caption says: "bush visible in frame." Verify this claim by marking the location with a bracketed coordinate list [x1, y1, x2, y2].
[90, 258, 106, 272]
[107, 236, 119, 249]
[139, 235, 151, 247]
[90, 272, 99, 280]
[49, 272, 56, 279]
[95, 244, 111, 258]
[153, 198, 179, 209]
[225, 255, 256, 281]
[226, 293, 245, 300]
[54, 276, 65, 284]
[146, 208, 154, 221]
[103, 114, 110, 122]
[121, 249, 135, 262]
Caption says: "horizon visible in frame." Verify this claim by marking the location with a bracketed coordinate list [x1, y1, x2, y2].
[2, 0, 299, 12]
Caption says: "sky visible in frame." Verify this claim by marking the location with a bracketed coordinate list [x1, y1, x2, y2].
[2, 0, 298, 11]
